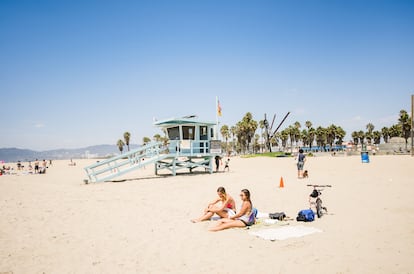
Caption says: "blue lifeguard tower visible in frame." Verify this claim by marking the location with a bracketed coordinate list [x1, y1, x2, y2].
[84, 116, 222, 182]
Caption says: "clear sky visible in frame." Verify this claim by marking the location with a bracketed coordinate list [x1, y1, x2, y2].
[1, 0, 413, 151]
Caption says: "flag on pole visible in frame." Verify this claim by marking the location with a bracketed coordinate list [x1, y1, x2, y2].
[217, 99, 222, 116]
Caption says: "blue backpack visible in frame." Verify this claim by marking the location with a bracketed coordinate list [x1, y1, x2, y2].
[247, 207, 258, 226]
[296, 209, 315, 222]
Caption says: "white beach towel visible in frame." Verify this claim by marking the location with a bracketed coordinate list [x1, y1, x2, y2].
[249, 225, 322, 241]
[256, 211, 269, 218]
[263, 218, 279, 225]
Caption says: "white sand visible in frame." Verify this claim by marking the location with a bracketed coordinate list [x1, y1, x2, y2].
[1, 155, 413, 273]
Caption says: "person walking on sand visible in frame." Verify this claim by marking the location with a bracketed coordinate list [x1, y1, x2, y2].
[209, 189, 255, 232]
[297, 149, 306, 179]
[191, 187, 236, 223]
[224, 158, 230, 172]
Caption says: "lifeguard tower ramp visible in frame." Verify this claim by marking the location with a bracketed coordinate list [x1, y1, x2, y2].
[84, 142, 168, 183]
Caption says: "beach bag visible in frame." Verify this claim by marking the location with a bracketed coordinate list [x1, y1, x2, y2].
[296, 209, 314, 222]
[246, 208, 258, 226]
[269, 212, 286, 220]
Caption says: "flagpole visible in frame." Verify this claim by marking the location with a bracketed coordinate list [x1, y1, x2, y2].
[215, 96, 219, 140]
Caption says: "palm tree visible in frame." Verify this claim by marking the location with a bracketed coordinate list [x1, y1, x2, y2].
[373, 130, 381, 144]
[117, 139, 125, 154]
[365, 123, 374, 145]
[293, 121, 301, 148]
[389, 124, 401, 138]
[381, 127, 390, 143]
[220, 125, 230, 153]
[335, 126, 346, 146]
[326, 125, 337, 150]
[287, 126, 295, 152]
[305, 121, 312, 130]
[253, 134, 260, 153]
[237, 112, 258, 153]
[315, 126, 326, 151]
[153, 134, 162, 142]
[399, 109, 411, 150]
[271, 133, 280, 149]
[304, 121, 313, 149]
[123, 132, 131, 151]
[366, 123, 374, 134]
[351, 131, 359, 149]
[280, 129, 289, 151]
[301, 129, 310, 148]
[358, 130, 365, 150]
[308, 127, 316, 150]
[142, 137, 151, 145]
[230, 126, 237, 154]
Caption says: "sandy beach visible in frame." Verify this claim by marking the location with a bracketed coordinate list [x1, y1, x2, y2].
[1, 154, 413, 274]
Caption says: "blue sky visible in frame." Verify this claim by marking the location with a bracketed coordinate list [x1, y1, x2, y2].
[1, 0, 413, 150]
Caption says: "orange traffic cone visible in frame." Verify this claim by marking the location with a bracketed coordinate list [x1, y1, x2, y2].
[279, 177, 284, 188]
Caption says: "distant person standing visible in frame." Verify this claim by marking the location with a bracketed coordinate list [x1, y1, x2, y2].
[214, 155, 221, 172]
[34, 159, 39, 174]
[297, 149, 306, 179]
[42, 159, 47, 172]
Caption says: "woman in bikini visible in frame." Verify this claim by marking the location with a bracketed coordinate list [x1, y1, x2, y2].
[191, 187, 236, 223]
[209, 189, 255, 232]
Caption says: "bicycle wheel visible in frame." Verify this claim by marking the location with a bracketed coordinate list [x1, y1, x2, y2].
[316, 198, 323, 218]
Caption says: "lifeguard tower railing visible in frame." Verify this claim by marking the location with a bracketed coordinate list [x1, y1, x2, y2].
[84, 140, 217, 183]
[167, 140, 211, 155]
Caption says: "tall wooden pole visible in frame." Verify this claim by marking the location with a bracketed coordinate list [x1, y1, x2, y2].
[411, 94, 413, 156]
[215, 96, 220, 141]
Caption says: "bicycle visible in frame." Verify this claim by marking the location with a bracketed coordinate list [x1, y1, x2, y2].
[307, 184, 332, 218]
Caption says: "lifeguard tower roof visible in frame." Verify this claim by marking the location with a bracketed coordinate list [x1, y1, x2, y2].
[154, 116, 216, 127]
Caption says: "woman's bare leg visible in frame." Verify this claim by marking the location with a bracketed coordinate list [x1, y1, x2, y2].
[215, 210, 229, 219]
[209, 220, 246, 231]
[191, 211, 214, 223]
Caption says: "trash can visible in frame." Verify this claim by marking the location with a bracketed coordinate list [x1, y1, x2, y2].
[361, 151, 369, 163]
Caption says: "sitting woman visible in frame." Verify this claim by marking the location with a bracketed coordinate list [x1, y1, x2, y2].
[191, 186, 236, 223]
[209, 189, 255, 232]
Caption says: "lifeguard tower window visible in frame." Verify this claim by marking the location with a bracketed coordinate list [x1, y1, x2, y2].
[200, 126, 208, 140]
[167, 127, 180, 140]
[182, 126, 195, 140]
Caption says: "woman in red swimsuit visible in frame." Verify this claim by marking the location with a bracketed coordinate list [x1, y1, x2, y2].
[191, 187, 236, 223]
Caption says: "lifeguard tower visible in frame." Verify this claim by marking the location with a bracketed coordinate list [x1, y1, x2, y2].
[84, 116, 222, 183]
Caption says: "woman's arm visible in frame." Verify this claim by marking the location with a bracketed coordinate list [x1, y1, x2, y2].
[208, 197, 229, 213]
[207, 198, 220, 207]
[213, 196, 232, 212]
[205, 198, 222, 212]
[230, 201, 248, 219]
